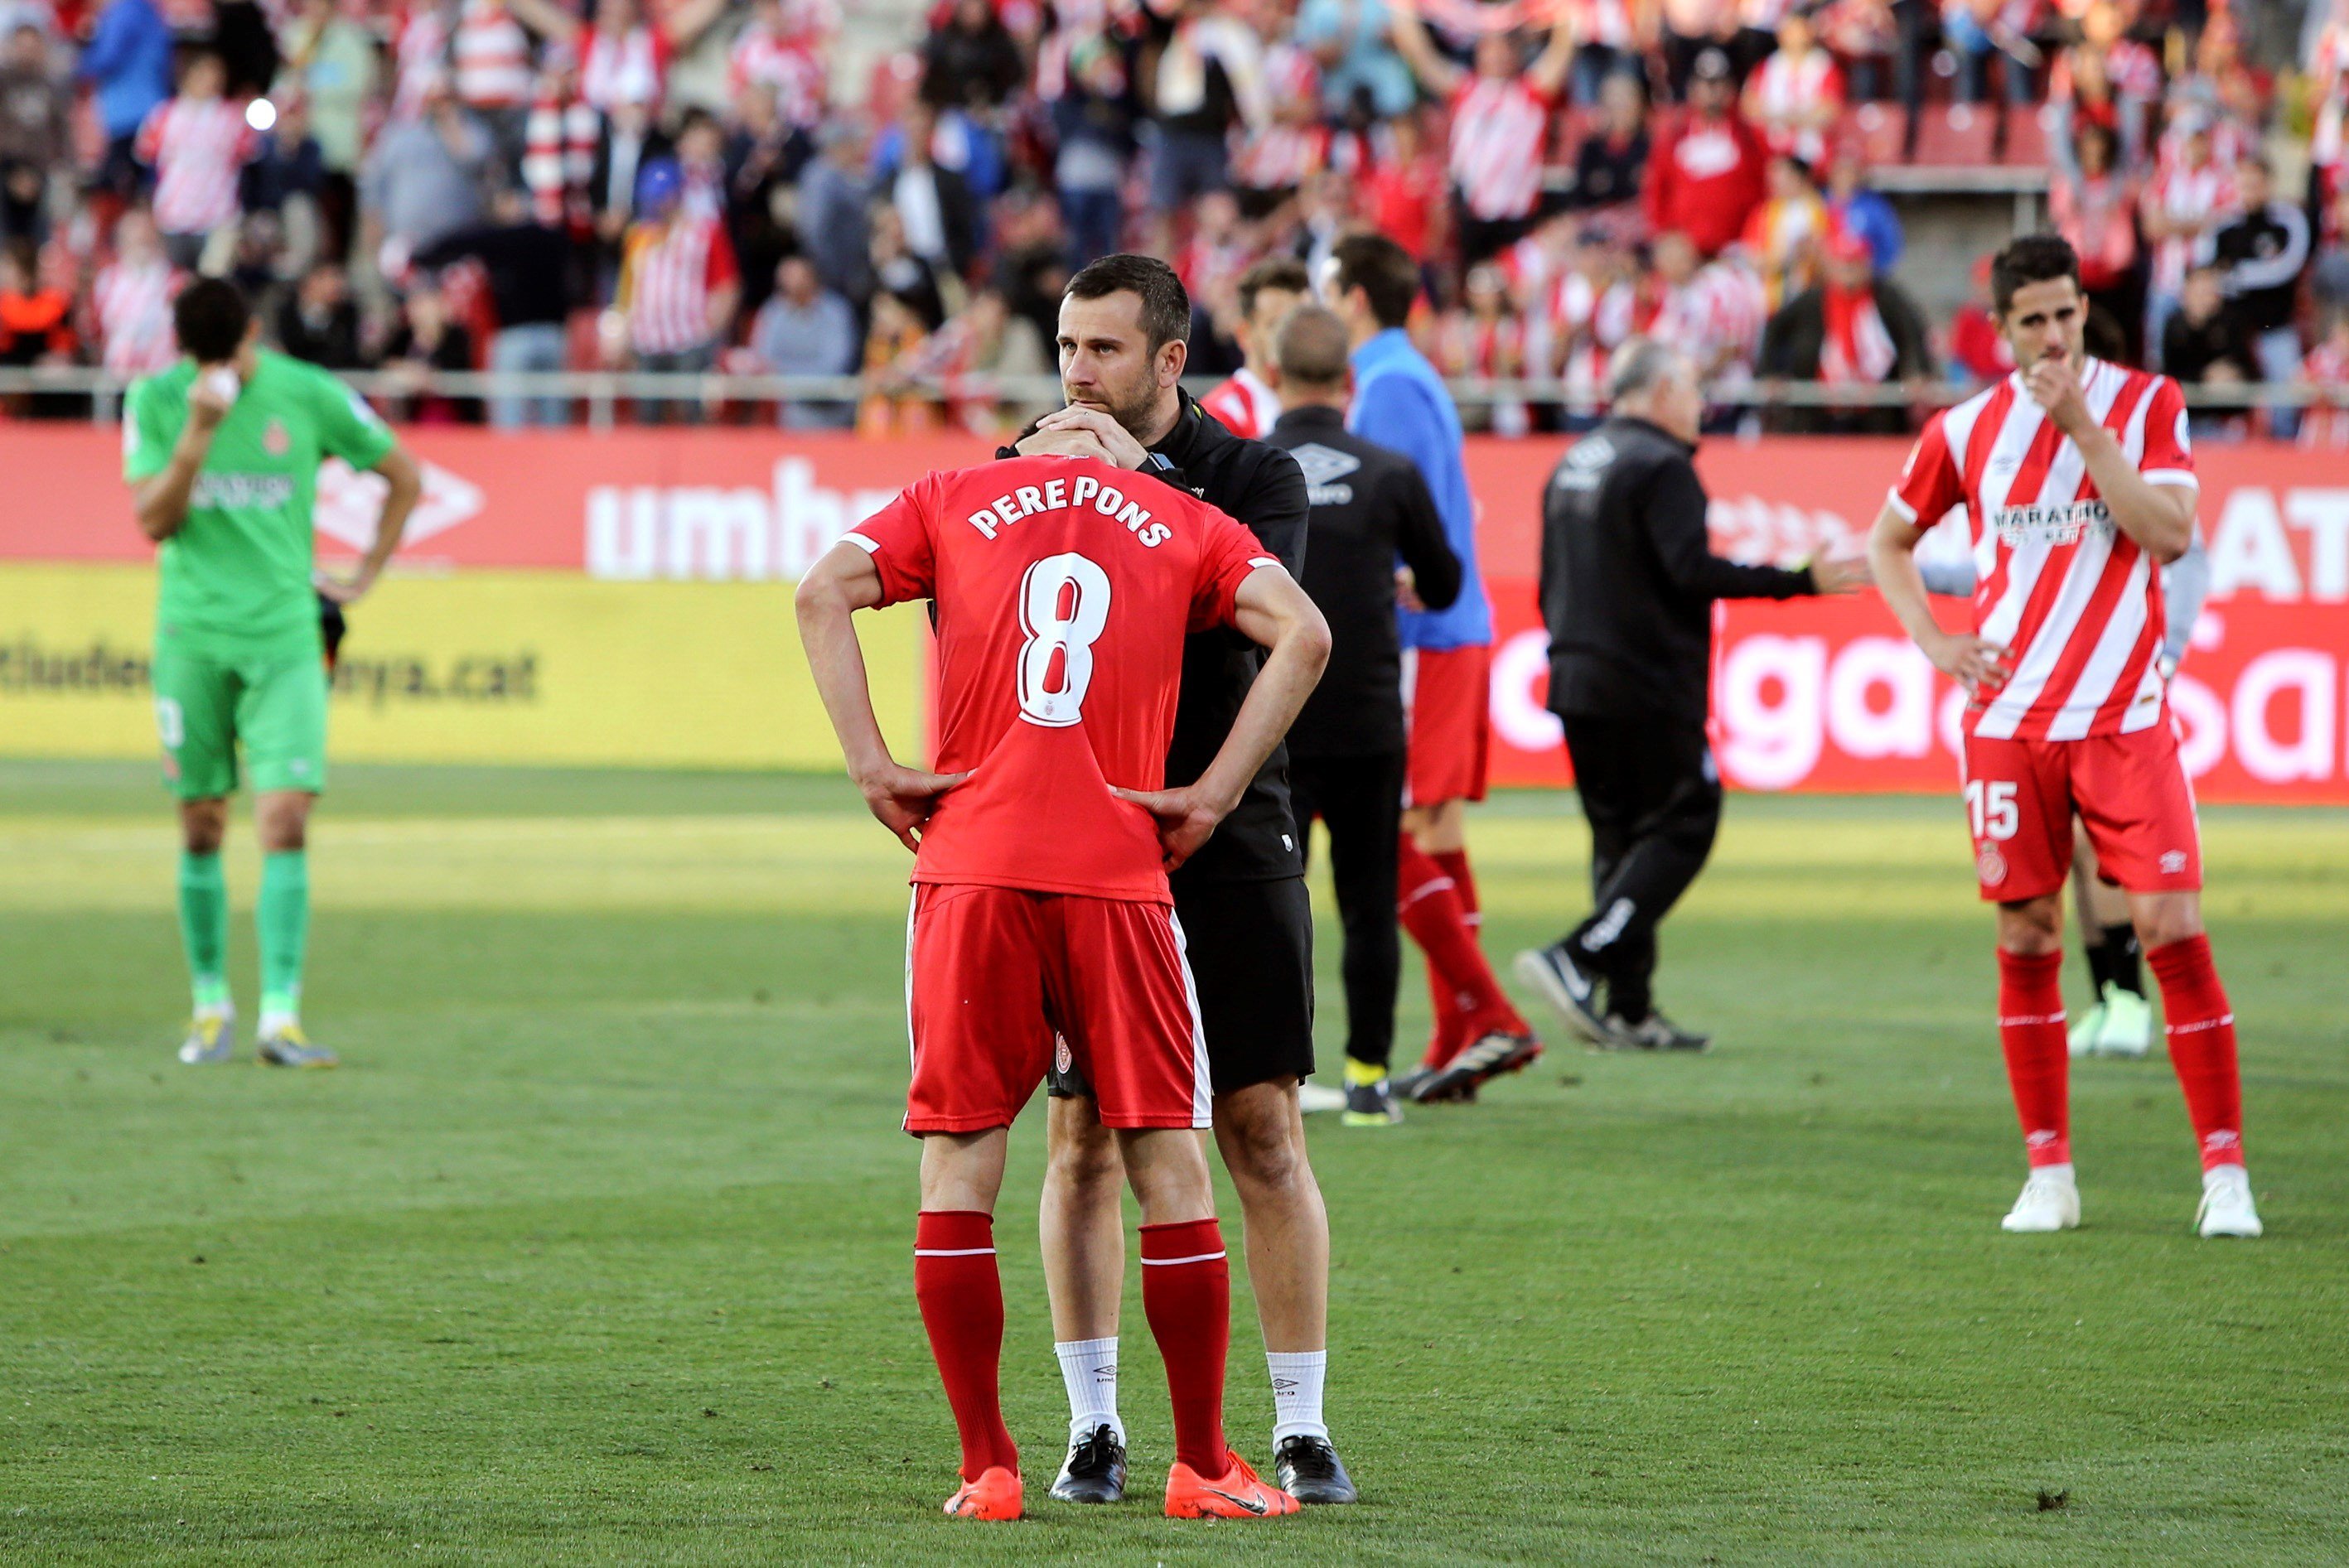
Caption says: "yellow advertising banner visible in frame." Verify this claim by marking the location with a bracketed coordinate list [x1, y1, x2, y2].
[0, 563, 926, 770]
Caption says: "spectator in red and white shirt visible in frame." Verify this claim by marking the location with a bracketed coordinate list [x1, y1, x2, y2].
[2299, 310, 2349, 448]
[727, 0, 834, 133]
[1356, 105, 1449, 265]
[1438, 262, 1531, 434]
[2049, 0, 2158, 174]
[1645, 46, 1769, 256]
[508, 0, 731, 118]
[1390, 1, 1578, 262]
[1744, 5, 1844, 164]
[2141, 113, 2235, 368]
[395, 0, 537, 131]
[136, 50, 257, 270]
[87, 205, 180, 375]
[615, 157, 741, 417]
[2048, 119, 2140, 358]
[1230, 41, 1328, 208]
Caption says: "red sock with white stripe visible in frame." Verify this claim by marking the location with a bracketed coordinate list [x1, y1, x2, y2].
[2146, 935, 2245, 1170]
[1997, 949, 2071, 1168]
[914, 1210, 1017, 1482]
[1398, 838, 1527, 1054]
[1435, 848, 1479, 927]
[1139, 1218, 1229, 1476]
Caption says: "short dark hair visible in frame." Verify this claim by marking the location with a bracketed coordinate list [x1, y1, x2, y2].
[1989, 234, 2081, 316]
[173, 277, 250, 362]
[1236, 256, 1309, 322]
[1065, 253, 1191, 353]
[1330, 233, 1419, 330]
[1274, 303, 1350, 387]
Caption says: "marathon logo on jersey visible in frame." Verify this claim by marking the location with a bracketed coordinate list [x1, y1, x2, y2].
[965, 472, 1172, 548]
[191, 473, 296, 509]
[1990, 499, 2114, 549]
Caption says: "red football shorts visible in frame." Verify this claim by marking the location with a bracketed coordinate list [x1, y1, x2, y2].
[1960, 719, 2202, 903]
[1404, 644, 1492, 808]
[902, 883, 1211, 1135]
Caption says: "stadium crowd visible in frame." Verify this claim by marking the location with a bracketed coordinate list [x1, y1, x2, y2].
[2, 0, 2347, 433]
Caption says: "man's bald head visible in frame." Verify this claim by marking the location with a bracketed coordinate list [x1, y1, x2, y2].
[1272, 303, 1351, 405]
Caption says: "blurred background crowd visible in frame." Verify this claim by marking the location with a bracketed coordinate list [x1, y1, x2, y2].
[1, 0, 2346, 433]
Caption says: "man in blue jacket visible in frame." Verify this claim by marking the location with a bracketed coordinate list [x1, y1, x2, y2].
[1323, 233, 1541, 1105]
[78, 0, 174, 198]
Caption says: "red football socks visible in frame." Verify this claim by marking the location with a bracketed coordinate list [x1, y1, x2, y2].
[2147, 934, 2246, 1170]
[1139, 1218, 1230, 1476]
[914, 1210, 1017, 1482]
[1398, 837, 1527, 1054]
[1996, 948, 2071, 1167]
[1435, 848, 1479, 927]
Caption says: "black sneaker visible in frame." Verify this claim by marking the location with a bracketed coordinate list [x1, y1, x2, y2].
[1414, 1028, 1544, 1101]
[1513, 943, 1621, 1047]
[1341, 1075, 1403, 1127]
[1049, 1423, 1127, 1503]
[1608, 1010, 1712, 1053]
[1274, 1434, 1357, 1504]
[1391, 1065, 1467, 1104]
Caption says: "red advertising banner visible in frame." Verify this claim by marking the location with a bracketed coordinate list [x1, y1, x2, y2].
[8, 427, 2346, 802]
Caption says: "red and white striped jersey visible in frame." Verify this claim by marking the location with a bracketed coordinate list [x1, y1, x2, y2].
[580, 23, 672, 113]
[91, 258, 180, 375]
[1201, 367, 1280, 439]
[2142, 157, 2237, 294]
[1746, 46, 1844, 163]
[2299, 337, 2349, 448]
[728, 26, 829, 128]
[1447, 77, 1553, 222]
[1887, 359, 2197, 741]
[1231, 123, 1330, 191]
[452, 0, 535, 109]
[621, 215, 739, 355]
[137, 98, 256, 237]
[1648, 258, 1767, 376]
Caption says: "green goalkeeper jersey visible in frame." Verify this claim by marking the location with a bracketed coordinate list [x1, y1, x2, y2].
[124, 350, 397, 657]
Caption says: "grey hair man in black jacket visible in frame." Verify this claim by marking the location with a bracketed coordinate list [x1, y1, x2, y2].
[1515, 337, 1865, 1051]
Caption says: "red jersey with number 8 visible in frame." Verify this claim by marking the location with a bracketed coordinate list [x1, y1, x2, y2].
[1887, 358, 2197, 743]
[846, 454, 1280, 904]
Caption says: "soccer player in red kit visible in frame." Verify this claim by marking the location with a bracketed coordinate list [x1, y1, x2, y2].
[1868, 234, 2261, 1240]
[795, 435, 1332, 1520]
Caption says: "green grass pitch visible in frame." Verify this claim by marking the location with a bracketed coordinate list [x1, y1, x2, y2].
[3, 759, 2347, 1565]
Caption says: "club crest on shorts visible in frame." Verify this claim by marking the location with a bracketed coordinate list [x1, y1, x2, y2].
[1054, 1034, 1072, 1074]
[2160, 849, 2189, 875]
[1977, 842, 2008, 886]
[263, 418, 291, 457]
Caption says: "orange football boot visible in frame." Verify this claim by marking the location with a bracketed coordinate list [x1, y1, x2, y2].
[942, 1466, 1022, 1520]
[1163, 1450, 1299, 1519]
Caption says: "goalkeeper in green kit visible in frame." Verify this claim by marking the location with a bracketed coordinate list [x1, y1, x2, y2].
[124, 279, 423, 1069]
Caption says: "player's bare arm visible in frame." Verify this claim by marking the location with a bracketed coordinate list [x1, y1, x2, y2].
[2022, 357, 2195, 562]
[318, 444, 423, 605]
[1114, 567, 1331, 870]
[1868, 502, 2012, 689]
[132, 369, 236, 542]
[794, 543, 971, 852]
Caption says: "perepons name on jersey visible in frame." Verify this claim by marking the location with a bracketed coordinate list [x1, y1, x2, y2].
[191, 472, 296, 509]
[1991, 499, 2113, 549]
[966, 472, 1172, 548]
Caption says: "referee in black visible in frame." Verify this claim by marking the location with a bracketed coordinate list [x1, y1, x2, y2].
[1514, 338, 1863, 1052]
[1002, 255, 1356, 1506]
[1260, 304, 1462, 1127]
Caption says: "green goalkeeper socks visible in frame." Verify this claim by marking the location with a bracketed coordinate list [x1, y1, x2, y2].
[258, 849, 310, 1020]
[178, 851, 230, 1011]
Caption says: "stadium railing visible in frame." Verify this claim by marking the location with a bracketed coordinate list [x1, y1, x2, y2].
[0, 366, 2325, 424]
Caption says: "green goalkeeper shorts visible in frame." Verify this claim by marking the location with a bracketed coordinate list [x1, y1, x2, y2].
[152, 630, 330, 801]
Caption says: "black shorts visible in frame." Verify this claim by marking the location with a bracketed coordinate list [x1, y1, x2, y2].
[1048, 875, 1315, 1102]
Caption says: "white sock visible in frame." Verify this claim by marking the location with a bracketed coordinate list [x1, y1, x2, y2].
[2035, 1162, 2076, 1184]
[1055, 1337, 1121, 1443]
[259, 1008, 300, 1039]
[1267, 1349, 1328, 1445]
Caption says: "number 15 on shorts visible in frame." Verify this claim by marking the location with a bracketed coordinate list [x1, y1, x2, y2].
[1966, 779, 2018, 841]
